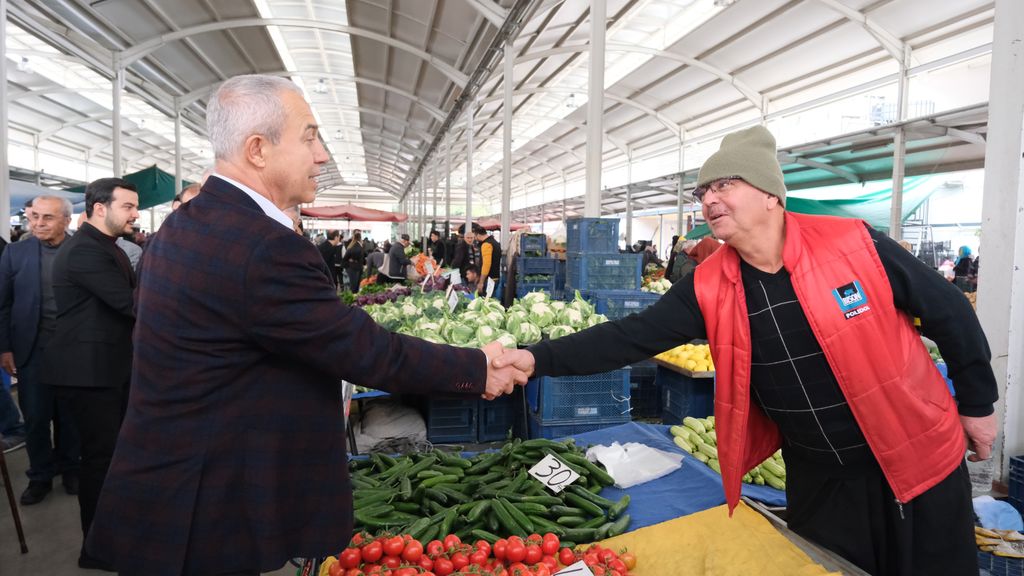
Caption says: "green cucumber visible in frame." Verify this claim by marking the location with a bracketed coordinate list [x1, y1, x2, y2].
[549, 505, 586, 517]
[556, 516, 588, 527]
[567, 485, 616, 509]
[511, 502, 549, 516]
[432, 465, 466, 477]
[416, 470, 443, 479]
[471, 529, 502, 544]
[578, 516, 607, 529]
[498, 497, 534, 533]
[467, 500, 491, 523]
[606, 514, 631, 538]
[439, 505, 458, 536]
[563, 492, 605, 518]
[607, 495, 630, 520]
[434, 485, 471, 504]
[490, 498, 524, 536]
[594, 521, 614, 540]
[528, 515, 565, 536]
[465, 451, 503, 474]
[559, 527, 597, 542]
[420, 474, 460, 488]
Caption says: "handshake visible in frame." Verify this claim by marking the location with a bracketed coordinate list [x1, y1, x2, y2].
[479, 341, 537, 401]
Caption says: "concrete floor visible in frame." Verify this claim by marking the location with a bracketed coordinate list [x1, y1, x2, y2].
[0, 441, 292, 576]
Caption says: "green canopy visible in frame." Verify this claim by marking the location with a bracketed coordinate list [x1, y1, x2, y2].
[685, 177, 932, 240]
[66, 165, 193, 210]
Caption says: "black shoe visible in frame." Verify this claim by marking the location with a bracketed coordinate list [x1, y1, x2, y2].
[62, 474, 79, 495]
[78, 552, 115, 571]
[19, 480, 52, 505]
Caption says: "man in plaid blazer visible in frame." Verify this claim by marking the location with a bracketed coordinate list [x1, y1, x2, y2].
[86, 75, 527, 576]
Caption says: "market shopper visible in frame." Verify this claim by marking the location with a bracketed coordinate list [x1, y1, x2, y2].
[0, 195, 81, 504]
[341, 230, 366, 292]
[474, 224, 501, 297]
[494, 125, 997, 576]
[85, 74, 528, 576]
[385, 233, 414, 283]
[428, 229, 448, 267]
[48, 179, 139, 570]
[450, 229, 477, 285]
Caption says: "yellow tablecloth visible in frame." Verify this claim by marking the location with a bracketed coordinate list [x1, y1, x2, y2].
[596, 502, 841, 576]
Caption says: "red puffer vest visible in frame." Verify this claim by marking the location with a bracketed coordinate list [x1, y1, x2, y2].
[694, 212, 964, 513]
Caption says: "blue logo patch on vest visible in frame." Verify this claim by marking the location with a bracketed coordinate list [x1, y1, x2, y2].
[833, 280, 871, 319]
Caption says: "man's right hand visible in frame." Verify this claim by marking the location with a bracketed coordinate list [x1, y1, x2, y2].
[1, 352, 16, 376]
[491, 349, 536, 379]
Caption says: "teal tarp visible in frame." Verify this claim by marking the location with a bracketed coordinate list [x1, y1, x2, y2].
[66, 165, 193, 210]
[685, 177, 931, 240]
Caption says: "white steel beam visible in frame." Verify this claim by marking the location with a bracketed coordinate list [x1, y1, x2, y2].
[1, 0, 9, 241]
[585, 0, 606, 218]
[888, 44, 912, 241]
[501, 40, 513, 249]
[112, 67, 124, 177]
[117, 18, 469, 87]
[978, 0, 1024, 487]
[463, 0, 508, 28]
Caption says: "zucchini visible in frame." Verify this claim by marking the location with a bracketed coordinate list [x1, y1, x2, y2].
[696, 441, 718, 460]
[761, 459, 786, 479]
[673, 435, 695, 453]
[708, 458, 721, 474]
[683, 416, 706, 435]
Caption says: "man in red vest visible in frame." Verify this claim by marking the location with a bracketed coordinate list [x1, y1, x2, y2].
[496, 125, 997, 575]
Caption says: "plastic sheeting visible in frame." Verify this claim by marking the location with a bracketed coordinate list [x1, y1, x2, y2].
[569, 422, 786, 531]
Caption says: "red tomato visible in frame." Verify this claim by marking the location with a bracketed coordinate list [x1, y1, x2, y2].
[443, 534, 462, 550]
[328, 562, 344, 576]
[380, 556, 401, 569]
[524, 544, 543, 565]
[610, 570, 623, 576]
[450, 552, 469, 570]
[401, 540, 423, 563]
[507, 562, 530, 576]
[534, 565, 551, 576]
[540, 537, 559, 557]
[350, 533, 365, 547]
[426, 540, 445, 558]
[583, 553, 599, 567]
[541, 555, 558, 570]
[468, 549, 488, 567]
[506, 540, 527, 563]
[609, 559, 627, 573]
[393, 569, 417, 576]
[591, 566, 606, 576]
[558, 547, 577, 566]
[474, 540, 492, 557]
[362, 541, 384, 563]
[433, 557, 454, 576]
[384, 536, 405, 557]
[344, 569, 363, 576]
[599, 549, 616, 563]
[493, 539, 508, 561]
[418, 556, 434, 571]
[619, 552, 637, 570]
[402, 534, 414, 542]
[507, 535, 524, 546]
[528, 533, 543, 544]
[339, 548, 362, 569]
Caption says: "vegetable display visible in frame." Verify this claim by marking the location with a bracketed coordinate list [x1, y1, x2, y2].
[654, 343, 714, 373]
[363, 291, 607, 349]
[669, 417, 786, 490]
[348, 439, 631, 547]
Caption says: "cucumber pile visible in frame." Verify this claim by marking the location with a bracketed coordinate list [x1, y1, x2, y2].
[669, 416, 787, 490]
[350, 438, 631, 546]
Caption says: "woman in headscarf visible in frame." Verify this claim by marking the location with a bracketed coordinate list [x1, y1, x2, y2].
[953, 245, 974, 292]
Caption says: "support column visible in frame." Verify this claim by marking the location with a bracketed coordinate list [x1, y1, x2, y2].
[584, 0, 606, 218]
[978, 0, 1024, 484]
[421, 177, 427, 249]
[465, 100, 475, 236]
[431, 159, 438, 232]
[888, 45, 911, 240]
[625, 152, 633, 248]
[445, 138, 452, 236]
[501, 40, 514, 249]
[677, 134, 685, 236]
[174, 103, 183, 195]
[1, 0, 11, 242]
[112, 67, 125, 177]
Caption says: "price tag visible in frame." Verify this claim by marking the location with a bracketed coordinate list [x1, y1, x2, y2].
[528, 453, 580, 493]
[447, 287, 460, 313]
[553, 561, 595, 576]
[425, 261, 436, 276]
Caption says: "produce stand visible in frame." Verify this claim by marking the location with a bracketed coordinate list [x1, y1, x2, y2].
[651, 356, 715, 379]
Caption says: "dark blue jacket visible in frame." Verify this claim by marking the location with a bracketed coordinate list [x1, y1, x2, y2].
[0, 236, 43, 366]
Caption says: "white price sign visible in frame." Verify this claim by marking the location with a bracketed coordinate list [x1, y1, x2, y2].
[528, 453, 580, 493]
[553, 561, 595, 576]
[446, 286, 460, 313]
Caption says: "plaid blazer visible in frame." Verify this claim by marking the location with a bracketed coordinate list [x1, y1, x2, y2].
[86, 177, 486, 575]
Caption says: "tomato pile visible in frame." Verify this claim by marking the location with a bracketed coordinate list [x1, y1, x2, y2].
[320, 532, 638, 576]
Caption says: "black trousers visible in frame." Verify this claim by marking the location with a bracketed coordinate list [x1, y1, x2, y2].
[785, 454, 977, 576]
[54, 385, 128, 546]
[347, 267, 362, 293]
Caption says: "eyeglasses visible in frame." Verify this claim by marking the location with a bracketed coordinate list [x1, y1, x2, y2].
[694, 177, 743, 202]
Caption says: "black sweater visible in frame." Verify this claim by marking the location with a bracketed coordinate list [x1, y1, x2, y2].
[530, 225, 997, 417]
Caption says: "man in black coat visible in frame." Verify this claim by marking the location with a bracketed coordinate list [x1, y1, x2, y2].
[47, 177, 139, 570]
[318, 230, 342, 286]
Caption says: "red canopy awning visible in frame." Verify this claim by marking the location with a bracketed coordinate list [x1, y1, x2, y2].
[300, 204, 408, 222]
[475, 218, 531, 232]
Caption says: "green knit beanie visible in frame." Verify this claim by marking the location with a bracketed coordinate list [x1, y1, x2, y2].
[696, 125, 786, 207]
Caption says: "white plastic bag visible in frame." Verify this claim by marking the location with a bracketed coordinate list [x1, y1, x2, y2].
[586, 442, 684, 489]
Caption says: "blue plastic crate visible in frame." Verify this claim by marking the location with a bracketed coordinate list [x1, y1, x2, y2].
[566, 218, 620, 254]
[516, 278, 556, 298]
[579, 289, 662, 321]
[657, 367, 714, 424]
[478, 395, 517, 442]
[519, 234, 548, 257]
[629, 361, 661, 418]
[528, 413, 630, 440]
[517, 257, 557, 276]
[566, 253, 643, 291]
[526, 368, 631, 420]
[1010, 455, 1024, 514]
[978, 549, 1024, 576]
[555, 259, 567, 290]
[425, 397, 478, 443]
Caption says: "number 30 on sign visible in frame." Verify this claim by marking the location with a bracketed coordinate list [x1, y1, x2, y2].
[528, 453, 581, 493]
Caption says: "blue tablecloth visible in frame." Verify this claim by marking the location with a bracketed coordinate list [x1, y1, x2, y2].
[353, 390, 391, 400]
[567, 421, 786, 531]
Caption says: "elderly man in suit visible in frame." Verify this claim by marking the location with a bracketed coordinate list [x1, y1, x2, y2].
[48, 178, 139, 570]
[86, 74, 528, 576]
[0, 195, 82, 504]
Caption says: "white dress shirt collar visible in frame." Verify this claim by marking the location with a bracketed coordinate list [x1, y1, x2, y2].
[212, 173, 294, 231]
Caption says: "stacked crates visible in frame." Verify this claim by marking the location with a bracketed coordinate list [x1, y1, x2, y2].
[1010, 455, 1024, 514]
[478, 394, 518, 442]
[425, 396, 478, 443]
[629, 360, 661, 418]
[516, 256, 557, 298]
[577, 289, 662, 321]
[564, 218, 642, 292]
[657, 367, 714, 425]
[525, 368, 631, 439]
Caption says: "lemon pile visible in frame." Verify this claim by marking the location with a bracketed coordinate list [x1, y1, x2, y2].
[656, 343, 714, 373]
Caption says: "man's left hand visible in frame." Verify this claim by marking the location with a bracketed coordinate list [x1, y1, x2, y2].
[961, 413, 997, 461]
[480, 341, 528, 400]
